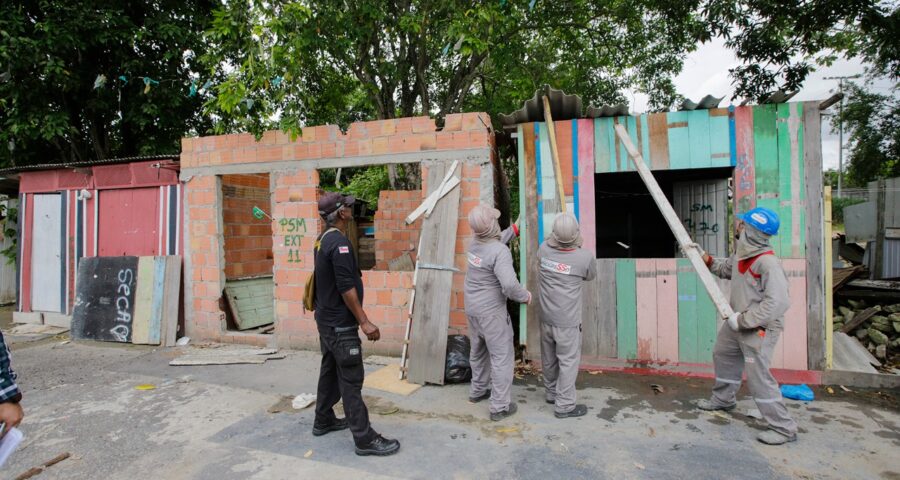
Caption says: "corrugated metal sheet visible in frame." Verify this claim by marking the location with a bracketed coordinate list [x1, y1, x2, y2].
[679, 94, 723, 111]
[499, 85, 583, 126]
[862, 239, 900, 280]
[585, 104, 630, 118]
[0, 154, 179, 175]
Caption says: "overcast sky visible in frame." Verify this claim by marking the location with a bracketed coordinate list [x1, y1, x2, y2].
[628, 38, 897, 172]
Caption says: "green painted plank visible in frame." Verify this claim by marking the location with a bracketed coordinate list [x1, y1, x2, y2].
[688, 110, 712, 169]
[667, 111, 691, 170]
[777, 103, 794, 256]
[676, 258, 699, 362]
[148, 256, 166, 345]
[709, 110, 732, 168]
[616, 259, 638, 360]
[797, 103, 806, 256]
[696, 276, 719, 361]
[517, 124, 528, 343]
[594, 118, 611, 174]
[752, 104, 781, 254]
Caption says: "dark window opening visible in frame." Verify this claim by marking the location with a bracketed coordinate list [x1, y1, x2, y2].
[595, 167, 733, 258]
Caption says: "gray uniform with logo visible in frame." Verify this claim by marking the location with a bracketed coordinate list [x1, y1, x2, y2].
[537, 242, 596, 413]
[708, 253, 798, 437]
[464, 228, 529, 413]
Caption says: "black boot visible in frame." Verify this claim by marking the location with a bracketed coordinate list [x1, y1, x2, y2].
[312, 417, 349, 436]
[355, 435, 401, 456]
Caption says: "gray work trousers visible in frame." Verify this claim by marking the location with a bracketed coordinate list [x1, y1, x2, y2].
[467, 313, 515, 414]
[708, 326, 798, 437]
[540, 322, 582, 414]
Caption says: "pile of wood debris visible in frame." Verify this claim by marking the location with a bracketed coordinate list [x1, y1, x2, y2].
[833, 266, 900, 374]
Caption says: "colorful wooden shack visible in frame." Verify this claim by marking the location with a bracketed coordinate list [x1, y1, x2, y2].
[516, 101, 825, 374]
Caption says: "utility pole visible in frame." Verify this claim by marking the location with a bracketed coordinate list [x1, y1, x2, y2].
[824, 74, 861, 198]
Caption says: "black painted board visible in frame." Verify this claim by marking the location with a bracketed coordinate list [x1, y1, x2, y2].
[71, 256, 140, 342]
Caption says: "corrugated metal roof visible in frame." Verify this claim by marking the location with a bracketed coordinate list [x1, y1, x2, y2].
[679, 94, 724, 111]
[585, 104, 629, 118]
[499, 85, 583, 127]
[0, 154, 179, 175]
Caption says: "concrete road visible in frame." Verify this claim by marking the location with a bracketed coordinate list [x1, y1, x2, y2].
[3, 335, 899, 480]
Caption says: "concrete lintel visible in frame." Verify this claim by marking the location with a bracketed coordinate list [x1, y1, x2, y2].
[180, 148, 492, 180]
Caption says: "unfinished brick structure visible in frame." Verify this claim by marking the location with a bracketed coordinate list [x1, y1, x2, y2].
[221, 174, 274, 279]
[180, 113, 497, 353]
[373, 189, 422, 270]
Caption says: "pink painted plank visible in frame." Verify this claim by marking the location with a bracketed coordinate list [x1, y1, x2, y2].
[635, 259, 658, 361]
[733, 106, 756, 216]
[576, 119, 596, 255]
[782, 259, 808, 370]
[655, 259, 679, 362]
[554, 120, 575, 196]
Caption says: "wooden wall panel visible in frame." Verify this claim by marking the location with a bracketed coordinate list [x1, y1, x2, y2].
[688, 110, 712, 169]
[523, 124, 541, 357]
[655, 259, 679, 362]
[576, 120, 596, 255]
[616, 259, 637, 359]
[709, 108, 733, 168]
[803, 102, 826, 370]
[667, 111, 691, 170]
[733, 106, 757, 215]
[776, 102, 806, 257]
[635, 259, 658, 360]
[594, 118, 613, 174]
[517, 124, 529, 343]
[647, 112, 670, 170]
[752, 105, 781, 254]
[783, 259, 809, 370]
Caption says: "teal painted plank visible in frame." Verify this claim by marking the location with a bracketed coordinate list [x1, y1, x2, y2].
[608, 118, 619, 173]
[777, 103, 806, 257]
[148, 256, 166, 345]
[616, 259, 638, 360]
[709, 109, 732, 168]
[518, 124, 528, 342]
[796, 103, 806, 256]
[623, 116, 640, 172]
[639, 114, 652, 169]
[667, 111, 691, 170]
[688, 110, 711, 169]
[676, 258, 699, 362]
[594, 118, 611, 174]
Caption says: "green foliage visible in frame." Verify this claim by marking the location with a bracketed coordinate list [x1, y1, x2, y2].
[831, 82, 900, 186]
[202, 0, 704, 136]
[701, 0, 898, 101]
[319, 166, 391, 211]
[0, 0, 218, 167]
[832, 196, 865, 224]
[0, 203, 16, 265]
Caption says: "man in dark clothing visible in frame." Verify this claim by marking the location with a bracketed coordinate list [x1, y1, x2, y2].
[313, 192, 400, 456]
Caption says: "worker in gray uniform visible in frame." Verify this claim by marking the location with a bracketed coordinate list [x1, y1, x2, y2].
[537, 213, 596, 418]
[464, 204, 531, 421]
[694, 206, 799, 445]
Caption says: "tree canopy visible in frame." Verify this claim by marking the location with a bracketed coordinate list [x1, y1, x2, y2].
[832, 81, 899, 187]
[0, 0, 897, 169]
[0, 0, 217, 167]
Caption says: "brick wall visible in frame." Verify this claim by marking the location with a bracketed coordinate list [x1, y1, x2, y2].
[373, 190, 421, 270]
[182, 113, 494, 353]
[222, 174, 273, 279]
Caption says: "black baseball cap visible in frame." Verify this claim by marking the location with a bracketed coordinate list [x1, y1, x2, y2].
[318, 192, 356, 217]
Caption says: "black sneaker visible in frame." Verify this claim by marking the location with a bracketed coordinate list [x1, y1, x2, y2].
[355, 435, 401, 456]
[312, 418, 349, 436]
[490, 402, 518, 421]
[554, 404, 588, 419]
[546, 399, 555, 405]
[469, 390, 491, 404]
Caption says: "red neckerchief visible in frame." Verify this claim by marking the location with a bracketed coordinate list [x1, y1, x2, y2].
[737, 250, 774, 279]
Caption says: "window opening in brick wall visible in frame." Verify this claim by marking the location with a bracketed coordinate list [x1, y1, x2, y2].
[318, 165, 421, 271]
[594, 167, 733, 258]
[220, 173, 275, 333]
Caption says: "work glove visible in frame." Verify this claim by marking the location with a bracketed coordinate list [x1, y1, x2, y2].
[726, 312, 740, 332]
[681, 242, 704, 257]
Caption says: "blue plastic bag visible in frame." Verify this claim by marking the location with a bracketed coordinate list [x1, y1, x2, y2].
[780, 384, 814, 402]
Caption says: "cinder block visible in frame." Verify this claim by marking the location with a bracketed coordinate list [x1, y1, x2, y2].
[13, 311, 42, 325]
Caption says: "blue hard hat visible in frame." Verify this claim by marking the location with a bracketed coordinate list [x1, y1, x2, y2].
[737, 207, 780, 236]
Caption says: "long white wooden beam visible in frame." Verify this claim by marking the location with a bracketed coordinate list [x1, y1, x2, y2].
[613, 124, 736, 325]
